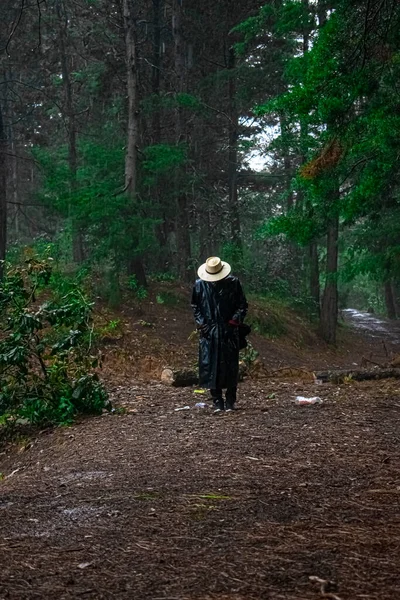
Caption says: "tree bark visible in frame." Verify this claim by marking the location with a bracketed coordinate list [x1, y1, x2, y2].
[161, 367, 199, 387]
[227, 47, 242, 249]
[9, 125, 18, 238]
[123, 0, 139, 197]
[0, 102, 7, 280]
[56, 0, 83, 263]
[280, 114, 293, 211]
[393, 281, 400, 317]
[3, 69, 19, 241]
[123, 0, 147, 287]
[301, 2, 319, 314]
[309, 240, 320, 314]
[172, 0, 191, 280]
[152, 0, 162, 142]
[161, 364, 247, 387]
[384, 280, 397, 319]
[320, 210, 339, 343]
[316, 368, 400, 384]
[151, 0, 170, 266]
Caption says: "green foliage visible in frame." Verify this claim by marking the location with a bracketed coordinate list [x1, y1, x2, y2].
[155, 291, 180, 306]
[232, 5, 276, 50]
[151, 272, 176, 283]
[175, 93, 203, 111]
[98, 318, 122, 338]
[0, 257, 108, 427]
[72, 62, 106, 93]
[339, 273, 386, 314]
[142, 143, 188, 186]
[128, 275, 148, 301]
[240, 342, 259, 369]
[141, 92, 204, 115]
[259, 211, 319, 246]
[242, 0, 400, 322]
[221, 242, 244, 271]
[33, 135, 159, 271]
[247, 310, 287, 339]
[106, 270, 122, 309]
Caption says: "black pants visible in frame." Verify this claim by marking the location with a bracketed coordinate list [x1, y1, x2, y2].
[210, 387, 237, 407]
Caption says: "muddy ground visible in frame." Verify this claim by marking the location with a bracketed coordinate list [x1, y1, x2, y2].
[1, 307, 400, 600]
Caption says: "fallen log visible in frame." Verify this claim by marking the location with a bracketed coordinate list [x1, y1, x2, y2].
[267, 367, 316, 382]
[161, 363, 248, 387]
[161, 368, 199, 387]
[316, 368, 400, 384]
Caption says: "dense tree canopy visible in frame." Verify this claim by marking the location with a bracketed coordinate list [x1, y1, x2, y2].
[0, 0, 399, 343]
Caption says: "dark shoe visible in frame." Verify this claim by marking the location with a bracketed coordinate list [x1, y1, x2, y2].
[212, 398, 224, 413]
[225, 387, 237, 411]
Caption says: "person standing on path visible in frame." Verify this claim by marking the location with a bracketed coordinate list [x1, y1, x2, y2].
[191, 257, 248, 412]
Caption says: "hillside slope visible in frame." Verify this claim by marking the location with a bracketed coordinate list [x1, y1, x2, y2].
[96, 282, 399, 385]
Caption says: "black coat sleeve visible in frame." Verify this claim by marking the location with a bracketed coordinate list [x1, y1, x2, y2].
[232, 279, 248, 323]
[191, 281, 206, 326]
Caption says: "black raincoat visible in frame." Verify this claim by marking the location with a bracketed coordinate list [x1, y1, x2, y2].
[191, 275, 248, 389]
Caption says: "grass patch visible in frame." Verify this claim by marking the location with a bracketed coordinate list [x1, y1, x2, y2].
[246, 294, 317, 345]
[133, 491, 161, 500]
[156, 291, 182, 306]
[187, 492, 232, 501]
[248, 309, 288, 339]
[195, 493, 232, 500]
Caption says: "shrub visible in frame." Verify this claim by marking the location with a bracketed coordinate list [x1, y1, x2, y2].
[0, 257, 109, 427]
[127, 275, 148, 300]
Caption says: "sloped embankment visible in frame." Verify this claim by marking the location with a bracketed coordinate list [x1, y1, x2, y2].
[96, 283, 399, 384]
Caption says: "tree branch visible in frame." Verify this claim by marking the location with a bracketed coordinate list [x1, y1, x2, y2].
[3, 0, 25, 57]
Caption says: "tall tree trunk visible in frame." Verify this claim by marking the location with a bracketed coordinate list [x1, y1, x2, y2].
[302, 0, 310, 54]
[227, 47, 242, 250]
[320, 211, 339, 343]
[0, 103, 6, 280]
[384, 280, 397, 319]
[279, 114, 293, 211]
[56, 0, 83, 263]
[124, 0, 139, 197]
[172, 0, 191, 280]
[123, 0, 147, 287]
[152, 0, 162, 142]
[309, 241, 320, 314]
[152, 0, 170, 267]
[9, 127, 18, 238]
[393, 281, 400, 317]
[317, 1, 328, 27]
[300, 1, 319, 313]
[4, 69, 19, 240]
[304, 196, 320, 316]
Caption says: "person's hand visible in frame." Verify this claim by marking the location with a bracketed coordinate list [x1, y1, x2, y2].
[225, 320, 238, 341]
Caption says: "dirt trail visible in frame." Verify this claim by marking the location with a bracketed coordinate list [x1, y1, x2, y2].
[1, 312, 400, 599]
[343, 308, 400, 344]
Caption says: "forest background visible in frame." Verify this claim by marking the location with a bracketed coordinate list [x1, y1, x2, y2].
[0, 0, 399, 349]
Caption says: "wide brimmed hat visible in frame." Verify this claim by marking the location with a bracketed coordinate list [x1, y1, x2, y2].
[197, 256, 231, 282]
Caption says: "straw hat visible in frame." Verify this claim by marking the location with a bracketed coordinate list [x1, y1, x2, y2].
[197, 256, 231, 282]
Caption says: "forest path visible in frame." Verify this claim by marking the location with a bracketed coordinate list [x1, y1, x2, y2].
[343, 308, 400, 345]
[1, 376, 400, 599]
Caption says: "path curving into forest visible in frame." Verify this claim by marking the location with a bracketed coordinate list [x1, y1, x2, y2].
[342, 308, 400, 344]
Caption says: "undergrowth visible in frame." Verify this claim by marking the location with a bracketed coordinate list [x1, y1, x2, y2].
[0, 256, 109, 434]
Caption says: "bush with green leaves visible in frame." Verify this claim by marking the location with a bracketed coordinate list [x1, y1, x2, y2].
[0, 258, 109, 427]
[127, 274, 148, 300]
